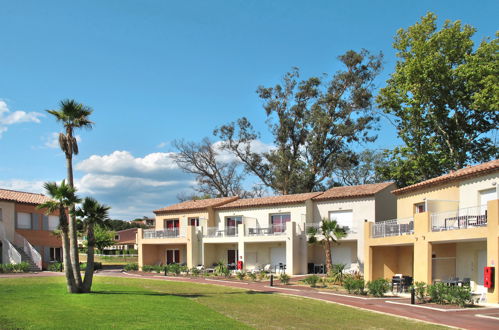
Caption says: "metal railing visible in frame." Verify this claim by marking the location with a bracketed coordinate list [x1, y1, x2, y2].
[371, 217, 414, 238]
[142, 228, 182, 239]
[431, 205, 487, 232]
[14, 233, 42, 269]
[204, 226, 238, 238]
[246, 224, 287, 236]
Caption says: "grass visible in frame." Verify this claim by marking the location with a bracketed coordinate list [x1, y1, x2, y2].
[0, 276, 447, 329]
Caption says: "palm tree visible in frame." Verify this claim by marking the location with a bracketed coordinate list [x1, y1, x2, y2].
[307, 218, 347, 274]
[75, 197, 110, 293]
[37, 181, 81, 293]
[47, 99, 94, 288]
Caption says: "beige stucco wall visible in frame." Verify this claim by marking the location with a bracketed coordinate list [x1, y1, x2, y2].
[456, 241, 487, 290]
[215, 204, 307, 232]
[374, 184, 397, 222]
[244, 241, 287, 270]
[458, 173, 498, 208]
[140, 243, 187, 266]
[203, 242, 238, 267]
[396, 183, 459, 219]
[155, 210, 209, 231]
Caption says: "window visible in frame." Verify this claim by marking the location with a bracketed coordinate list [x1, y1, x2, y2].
[166, 249, 180, 264]
[164, 219, 179, 230]
[115, 234, 120, 240]
[17, 212, 31, 229]
[188, 217, 199, 226]
[414, 203, 426, 214]
[270, 214, 290, 233]
[329, 210, 353, 230]
[48, 216, 59, 231]
[226, 216, 242, 235]
[50, 247, 62, 262]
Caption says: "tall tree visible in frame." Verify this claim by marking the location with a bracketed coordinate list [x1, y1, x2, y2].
[330, 149, 388, 186]
[173, 138, 246, 197]
[307, 219, 347, 274]
[37, 181, 81, 293]
[47, 99, 94, 288]
[75, 197, 110, 293]
[377, 12, 499, 187]
[216, 49, 383, 194]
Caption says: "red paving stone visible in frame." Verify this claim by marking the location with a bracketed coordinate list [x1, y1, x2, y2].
[2, 270, 498, 329]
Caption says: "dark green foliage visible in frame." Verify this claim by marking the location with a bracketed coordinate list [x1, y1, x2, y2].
[303, 275, 321, 287]
[366, 278, 390, 297]
[48, 262, 64, 272]
[377, 12, 499, 187]
[236, 271, 246, 280]
[411, 281, 427, 303]
[80, 262, 102, 271]
[343, 277, 366, 295]
[0, 262, 30, 273]
[123, 263, 139, 271]
[426, 282, 473, 307]
[214, 261, 231, 278]
[191, 267, 201, 277]
[247, 272, 257, 281]
[279, 273, 290, 285]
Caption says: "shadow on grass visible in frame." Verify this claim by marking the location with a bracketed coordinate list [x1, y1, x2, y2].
[91, 290, 205, 298]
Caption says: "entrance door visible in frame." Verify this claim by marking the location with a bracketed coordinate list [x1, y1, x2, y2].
[226, 217, 242, 236]
[227, 249, 237, 269]
[166, 249, 180, 264]
[477, 250, 487, 287]
[271, 247, 286, 267]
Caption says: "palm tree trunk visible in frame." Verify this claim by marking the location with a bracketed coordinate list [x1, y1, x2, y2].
[324, 240, 333, 274]
[66, 153, 82, 289]
[81, 223, 95, 293]
[61, 230, 78, 293]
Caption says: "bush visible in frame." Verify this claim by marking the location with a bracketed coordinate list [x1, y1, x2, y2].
[303, 275, 321, 287]
[343, 277, 366, 295]
[257, 271, 268, 281]
[427, 282, 473, 307]
[328, 264, 346, 284]
[80, 262, 103, 271]
[191, 267, 201, 276]
[141, 265, 155, 272]
[247, 272, 257, 281]
[0, 263, 31, 273]
[168, 263, 181, 276]
[411, 281, 426, 303]
[48, 262, 64, 272]
[123, 263, 138, 271]
[367, 278, 390, 297]
[279, 273, 290, 285]
[214, 261, 231, 278]
[235, 271, 246, 280]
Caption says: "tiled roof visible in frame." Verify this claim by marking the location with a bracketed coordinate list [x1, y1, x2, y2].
[393, 159, 499, 195]
[313, 182, 395, 201]
[154, 196, 239, 214]
[0, 188, 51, 205]
[215, 192, 322, 210]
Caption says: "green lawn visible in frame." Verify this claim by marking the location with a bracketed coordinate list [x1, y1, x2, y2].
[78, 253, 138, 265]
[0, 276, 446, 329]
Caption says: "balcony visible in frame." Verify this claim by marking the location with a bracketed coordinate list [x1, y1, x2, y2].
[245, 224, 287, 236]
[371, 217, 414, 238]
[305, 223, 357, 236]
[204, 226, 238, 238]
[142, 228, 182, 239]
[431, 205, 487, 232]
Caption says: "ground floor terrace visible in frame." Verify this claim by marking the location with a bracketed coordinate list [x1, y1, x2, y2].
[139, 243, 188, 267]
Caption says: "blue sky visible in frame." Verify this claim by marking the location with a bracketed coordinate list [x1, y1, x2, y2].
[1, 0, 497, 219]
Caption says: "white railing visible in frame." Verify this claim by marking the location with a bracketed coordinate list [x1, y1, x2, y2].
[431, 205, 487, 232]
[305, 222, 357, 235]
[246, 224, 287, 236]
[14, 233, 42, 269]
[142, 228, 182, 239]
[204, 226, 238, 238]
[4, 239, 22, 264]
[371, 217, 414, 238]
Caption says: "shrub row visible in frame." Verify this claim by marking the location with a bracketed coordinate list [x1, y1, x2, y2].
[343, 278, 390, 297]
[123, 263, 139, 271]
[141, 264, 189, 275]
[0, 262, 31, 273]
[412, 282, 473, 307]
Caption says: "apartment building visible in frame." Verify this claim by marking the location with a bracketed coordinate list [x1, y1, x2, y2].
[363, 160, 499, 304]
[0, 188, 62, 270]
[138, 182, 397, 275]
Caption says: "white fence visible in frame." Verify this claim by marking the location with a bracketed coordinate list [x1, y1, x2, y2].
[204, 226, 238, 237]
[430, 205, 487, 231]
[245, 223, 287, 236]
[371, 217, 414, 238]
[142, 228, 183, 239]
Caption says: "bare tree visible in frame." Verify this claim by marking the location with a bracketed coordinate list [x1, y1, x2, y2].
[173, 138, 245, 197]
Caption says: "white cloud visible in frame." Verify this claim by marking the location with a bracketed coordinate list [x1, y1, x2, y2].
[212, 139, 274, 163]
[0, 100, 44, 138]
[156, 141, 167, 148]
[0, 179, 46, 194]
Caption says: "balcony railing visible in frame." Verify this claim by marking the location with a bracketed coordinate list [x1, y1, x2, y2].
[204, 226, 238, 238]
[246, 224, 287, 236]
[371, 217, 414, 238]
[431, 205, 487, 232]
[142, 228, 182, 239]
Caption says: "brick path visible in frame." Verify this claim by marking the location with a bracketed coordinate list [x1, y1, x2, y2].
[2, 270, 498, 330]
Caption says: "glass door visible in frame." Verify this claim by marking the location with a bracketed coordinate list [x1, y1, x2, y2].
[225, 216, 242, 236]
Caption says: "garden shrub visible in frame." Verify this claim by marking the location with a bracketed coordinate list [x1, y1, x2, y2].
[303, 275, 321, 287]
[123, 263, 138, 271]
[247, 272, 257, 281]
[141, 265, 155, 272]
[343, 277, 366, 295]
[214, 261, 231, 278]
[236, 271, 246, 280]
[191, 267, 201, 276]
[279, 273, 290, 285]
[48, 262, 63, 272]
[168, 263, 181, 276]
[411, 281, 426, 303]
[426, 282, 473, 307]
[257, 271, 267, 281]
[366, 278, 390, 297]
[0, 262, 30, 273]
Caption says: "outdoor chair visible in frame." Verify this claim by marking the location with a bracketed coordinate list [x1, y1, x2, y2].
[263, 264, 272, 273]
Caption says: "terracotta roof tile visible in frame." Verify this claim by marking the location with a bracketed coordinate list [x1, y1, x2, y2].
[0, 188, 51, 205]
[393, 159, 499, 195]
[154, 196, 239, 214]
[313, 182, 395, 201]
[216, 192, 322, 210]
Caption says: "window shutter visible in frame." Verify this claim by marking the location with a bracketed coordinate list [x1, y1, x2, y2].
[43, 215, 49, 231]
[44, 247, 51, 262]
[15, 212, 18, 229]
[32, 213, 39, 230]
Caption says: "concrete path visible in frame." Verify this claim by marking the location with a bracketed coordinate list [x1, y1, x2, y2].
[2, 270, 498, 330]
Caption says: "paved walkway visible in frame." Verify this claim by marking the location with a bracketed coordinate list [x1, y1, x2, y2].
[2, 270, 498, 330]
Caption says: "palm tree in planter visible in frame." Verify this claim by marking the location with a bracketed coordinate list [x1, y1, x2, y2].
[307, 218, 347, 274]
[47, 99, 94, 288]
[75, 197, 110, 293]
[37, 181, 81, 293]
